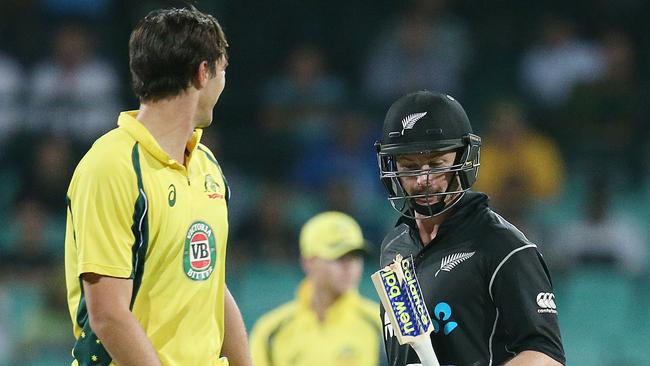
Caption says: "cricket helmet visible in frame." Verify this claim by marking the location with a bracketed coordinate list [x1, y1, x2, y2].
[375, 91, 481, 218]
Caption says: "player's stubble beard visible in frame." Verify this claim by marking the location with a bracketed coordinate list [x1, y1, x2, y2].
[410, 174, 461, 218]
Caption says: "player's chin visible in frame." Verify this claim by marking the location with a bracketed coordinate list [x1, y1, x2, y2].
[415, 197, 440, 206]
[196, 116, 213, 129]
[334, 283, 355, 294]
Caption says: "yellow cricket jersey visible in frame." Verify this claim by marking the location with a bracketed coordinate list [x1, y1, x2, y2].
[250, 280, 382, 366]
[64, 111, 231, 366]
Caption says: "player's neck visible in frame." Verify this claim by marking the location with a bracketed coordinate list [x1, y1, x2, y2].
[310, 288, 341, 322]
[137, 95, 198, 164]
[415, 212, 448, 246]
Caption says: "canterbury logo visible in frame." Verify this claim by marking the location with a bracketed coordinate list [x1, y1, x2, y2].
[401, 112, 427, 135]
[435, 251, 475, 277]
[536, 292, 557, 313]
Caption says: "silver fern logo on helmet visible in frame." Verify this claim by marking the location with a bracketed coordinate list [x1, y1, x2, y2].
[400, 112, 427, 135]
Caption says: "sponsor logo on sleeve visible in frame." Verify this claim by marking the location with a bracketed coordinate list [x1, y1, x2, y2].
[536, 292, 557, 314]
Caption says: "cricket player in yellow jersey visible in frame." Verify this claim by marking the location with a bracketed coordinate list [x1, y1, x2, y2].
[64, 7, 252, 366]
[249, 212, 384, 366]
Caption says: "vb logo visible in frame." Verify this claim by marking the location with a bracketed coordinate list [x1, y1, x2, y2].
[431, 302, 458, 335]
[183, 221, 217, 281]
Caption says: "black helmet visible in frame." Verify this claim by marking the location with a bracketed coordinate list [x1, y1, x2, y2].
[375, 91, 481, 218]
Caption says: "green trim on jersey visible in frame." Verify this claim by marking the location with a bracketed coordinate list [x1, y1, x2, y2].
[129, 143, 149, 308]
[70, 143, 150, 366]
[266, 313, 295, 366]
[70, 190, 113, 366]
[72, 279, 112, 366]
[66, 196, 77, 244]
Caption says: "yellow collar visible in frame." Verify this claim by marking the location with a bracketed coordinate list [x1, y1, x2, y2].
[117, 110, 203, 167]
[296, 280, 360, 321]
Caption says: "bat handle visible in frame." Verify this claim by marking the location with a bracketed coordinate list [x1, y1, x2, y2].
[411, 336, 440, 366]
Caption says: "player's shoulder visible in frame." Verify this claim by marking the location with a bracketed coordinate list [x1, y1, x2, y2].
[478, 208, 538, 258]
[195, 143, 222, 166]
[251, 301, 299, 336]
[194, 143, 229, 178]
[381, 220, 416, 252]
[356, 294, 379, 313]
[79, 128, 136, 170]
[382, 221, 411, 243]
[380, 221, 419, 266]
[70, 128, 138, 188]
[355, 296, 381, 325]
[196, 142, 215, 157]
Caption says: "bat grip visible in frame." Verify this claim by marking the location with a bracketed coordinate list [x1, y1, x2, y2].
[411, 336, 440, 366]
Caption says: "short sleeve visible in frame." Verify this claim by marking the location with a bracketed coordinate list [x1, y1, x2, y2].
[490, 245, 565, 364]
[67, 156, 139, 279]
[249, 317, 272, 366]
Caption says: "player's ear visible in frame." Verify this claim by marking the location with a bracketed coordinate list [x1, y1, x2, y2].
[192, 60, 210, 89]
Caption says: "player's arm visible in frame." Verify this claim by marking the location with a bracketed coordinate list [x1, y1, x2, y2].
[83, 273, 162, 366]
[248, 308, 272, 366]
[503, 350, 563, 365]
[221, 286, 253, 366]
[491, 243, 565, 365]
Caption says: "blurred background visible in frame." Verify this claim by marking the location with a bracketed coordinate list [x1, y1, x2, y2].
[0, 0, 648, 365]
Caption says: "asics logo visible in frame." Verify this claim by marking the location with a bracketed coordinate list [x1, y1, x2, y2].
[168, 184, 176, 207]
[536, 292, 557, 314]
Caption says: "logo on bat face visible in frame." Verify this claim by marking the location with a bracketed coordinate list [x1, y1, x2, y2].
[374, 255, 433, 342]
[183, 221, 217, 280]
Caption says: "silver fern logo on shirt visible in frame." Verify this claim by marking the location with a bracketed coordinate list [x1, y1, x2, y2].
[435, 251, 475, 277]
[400, 112, 427, 135]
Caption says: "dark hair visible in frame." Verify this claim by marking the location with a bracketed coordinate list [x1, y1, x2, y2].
[129, 7, 228, 102]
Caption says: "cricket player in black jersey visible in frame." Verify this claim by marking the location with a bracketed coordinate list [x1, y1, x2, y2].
[375, 91, 565, 366]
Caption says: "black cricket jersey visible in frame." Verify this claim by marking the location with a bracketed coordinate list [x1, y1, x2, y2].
[379, 192, 565, 366]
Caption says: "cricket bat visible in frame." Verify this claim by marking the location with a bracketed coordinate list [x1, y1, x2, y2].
[371, 254, 440, 366]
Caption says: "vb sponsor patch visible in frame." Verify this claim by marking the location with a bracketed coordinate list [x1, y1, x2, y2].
[184, 221, 217, 280]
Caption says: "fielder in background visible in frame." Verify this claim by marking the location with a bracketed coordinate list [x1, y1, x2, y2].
[64, 7, 252, 366]
[250, 211, 384, 366]
[375, 91, 565, 365]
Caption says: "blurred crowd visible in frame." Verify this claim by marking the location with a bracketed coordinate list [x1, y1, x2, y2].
[0, 0, 648, 365]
